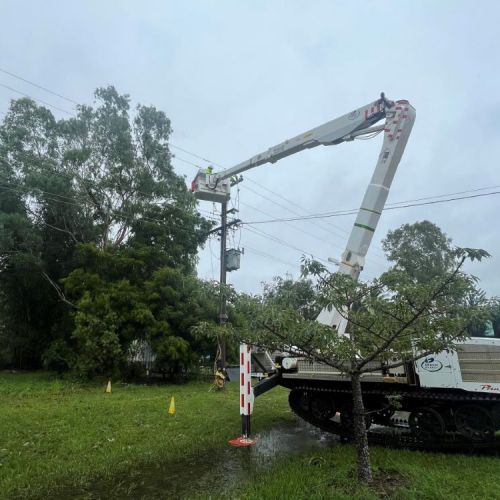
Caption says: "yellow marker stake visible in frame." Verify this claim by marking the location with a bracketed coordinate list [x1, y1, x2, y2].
[168, 396, 176, 415]
[105, 380, 112, 394]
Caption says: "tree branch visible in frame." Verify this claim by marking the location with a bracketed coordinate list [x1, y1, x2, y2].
[357, 257, 466, 370]
[260, 322, 347, 372]
[41, 271, 78, 309]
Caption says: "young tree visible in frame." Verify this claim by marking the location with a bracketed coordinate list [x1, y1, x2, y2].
[233, 247, 491, 483]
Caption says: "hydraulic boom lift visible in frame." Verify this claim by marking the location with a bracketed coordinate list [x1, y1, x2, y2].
[192, 93, 415, 333]
[193, 94, 500, 448]
[193, 93, 416, 441]
[193, 94, 500, 447]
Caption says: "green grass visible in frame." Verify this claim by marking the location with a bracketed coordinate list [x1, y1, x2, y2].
[237, 445, 500, 499]
[1, 372, 500, 499]
[0, 372, 292, 499]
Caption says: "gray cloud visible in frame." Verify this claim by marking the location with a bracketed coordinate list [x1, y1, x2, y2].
[1, 0, 499, 295]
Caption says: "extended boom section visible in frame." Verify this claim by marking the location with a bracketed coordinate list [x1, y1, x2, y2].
[317, 100, 416, 330]
[192, 94, 393, 204]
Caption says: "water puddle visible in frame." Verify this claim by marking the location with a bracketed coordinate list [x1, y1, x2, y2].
[71, 419, 336, 499]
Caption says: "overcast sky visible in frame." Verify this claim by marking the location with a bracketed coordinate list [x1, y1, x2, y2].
[1, 0, 499, 296]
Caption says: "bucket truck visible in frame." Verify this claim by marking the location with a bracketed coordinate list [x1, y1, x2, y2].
[193, 94, 500, 447]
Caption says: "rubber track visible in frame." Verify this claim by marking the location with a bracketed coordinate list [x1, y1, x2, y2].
[289, 385, 500, 451]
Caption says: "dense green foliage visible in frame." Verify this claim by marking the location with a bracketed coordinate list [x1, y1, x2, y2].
[0, 88, 220, 377]
[262, 275, 320, 321]
[382, 220, 455, 283]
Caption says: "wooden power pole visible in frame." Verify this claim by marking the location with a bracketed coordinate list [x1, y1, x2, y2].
[218, 201, 228, 368]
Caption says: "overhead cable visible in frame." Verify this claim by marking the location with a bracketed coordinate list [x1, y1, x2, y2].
[0, 82, 74, 116]
[241, 191, 500, 224]
[0, 67, 80, 105]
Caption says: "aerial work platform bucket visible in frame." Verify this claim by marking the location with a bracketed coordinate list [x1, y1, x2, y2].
[191, 171, 230, 203]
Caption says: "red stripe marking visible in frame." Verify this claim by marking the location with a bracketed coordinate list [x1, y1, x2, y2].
[247, 345, 251, 353]
[248, 403, 251, 414]
[247, 361, 250, 374]
[247, 381, 251, 394]
[241, 373, 244, 385]
[241, 394, 244, 408]
[241, 353, 244, 365]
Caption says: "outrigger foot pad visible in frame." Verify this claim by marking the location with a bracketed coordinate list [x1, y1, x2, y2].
[229, 436, 257, 447]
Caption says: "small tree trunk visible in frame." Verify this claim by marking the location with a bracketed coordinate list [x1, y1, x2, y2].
[351, 372, 372, 483]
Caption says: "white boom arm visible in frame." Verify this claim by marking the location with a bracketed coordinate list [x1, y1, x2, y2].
[192, 94, 416, 332]
[316, 99, 415, 332]
[192, 94, 394, 202]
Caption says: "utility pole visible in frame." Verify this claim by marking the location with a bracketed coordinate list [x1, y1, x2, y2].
[218, 201, 228, 369]
[216, 176, 243, 371]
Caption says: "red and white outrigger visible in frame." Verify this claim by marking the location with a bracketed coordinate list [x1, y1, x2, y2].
[228, 344, 255, 446]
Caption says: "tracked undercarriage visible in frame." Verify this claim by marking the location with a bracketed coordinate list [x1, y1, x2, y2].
[282, 381, 500, 449]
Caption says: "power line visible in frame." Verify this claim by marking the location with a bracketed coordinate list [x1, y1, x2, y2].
[245, 224, 331, 266]
[239, 197, 387, 266]
[240, 200, 339, 249]
[151, 135, 382, 256]
[173, 155, 201, 169]
[0, 183, 83, 207]
[0, 72, 215, 180]
[0, 154, 194, 211]
[240, 183, 348, 241]
[0, 82, 74, 116]
[243, 245, 298, 268]
[169, 144, 500, 235]
[170, 144, 213, 164]
[244, 176, 354, 237]
[171, 152, 356, 264]
[387, 184, 500, 206]
[0, 67, 80, 105]
[239, 182, 388, 263]
[240, 197, 390, 269]
[241, 190, 500, 224]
